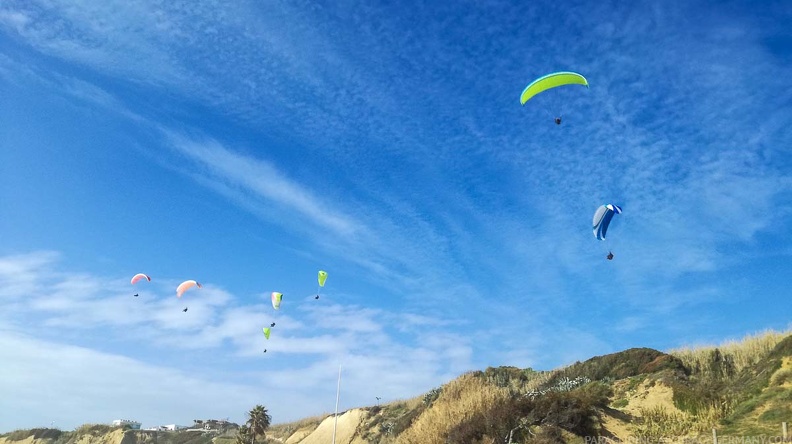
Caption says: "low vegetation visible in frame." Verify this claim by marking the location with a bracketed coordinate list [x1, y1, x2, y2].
[4, 329, 791, 444]
[1, 429, 65, 442]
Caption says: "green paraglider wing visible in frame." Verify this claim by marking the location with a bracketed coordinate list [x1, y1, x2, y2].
[520, 72, 589, 105]
[263, 327, 271, 339]
[318, 270, 328, 287]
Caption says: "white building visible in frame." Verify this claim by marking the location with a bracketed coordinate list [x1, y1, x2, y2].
[112, 420, 141, 430]
[162, 424, 189, 431]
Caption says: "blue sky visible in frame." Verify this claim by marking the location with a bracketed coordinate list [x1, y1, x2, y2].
[2, 0, 792, 431]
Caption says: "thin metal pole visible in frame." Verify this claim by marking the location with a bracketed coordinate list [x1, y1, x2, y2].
[332, 364, 341, 444]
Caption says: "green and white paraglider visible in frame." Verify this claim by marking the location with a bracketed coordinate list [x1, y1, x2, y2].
[315, 270, 328, 300]
[271, 291, 283, 310]
[520, 71, 589, 125]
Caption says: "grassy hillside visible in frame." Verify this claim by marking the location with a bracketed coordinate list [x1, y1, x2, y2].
[5, 329, 792, 444]
[0, 426, 227, 444]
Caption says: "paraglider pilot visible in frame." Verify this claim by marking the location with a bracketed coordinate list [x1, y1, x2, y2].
[555, 117, 562, 125]
[607, 252, 614, 260]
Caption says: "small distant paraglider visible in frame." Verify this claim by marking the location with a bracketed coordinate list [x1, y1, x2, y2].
[262, 326, 272, 354]
[131, 273, 150, 296]
[133, 293, 138, 297]
[521, 71, 589, 125]
[176, 280, 201, 298]
[271, 292, 283, 310]
[131, 273, 151, 285]
[316, 270, 328, 299]
[593, 204, 622, 260]
[270, 322, 275, 327]
[183, 307, 188, 312]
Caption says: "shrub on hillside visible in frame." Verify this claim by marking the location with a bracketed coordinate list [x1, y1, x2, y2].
[446, 394, 531, 444]
[74, 424, 117, 437]
[481, 366, 538, 387]
[422, 387, 442, 405]
[443, 382, 610, 443]
[530, 425, 565, 444]
[546, 348, 687, 388]
[524, 389, 603, 437]
[3, 429, 64, 442]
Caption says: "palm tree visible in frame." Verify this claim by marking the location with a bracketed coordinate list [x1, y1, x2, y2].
[246, 405, 272, 444]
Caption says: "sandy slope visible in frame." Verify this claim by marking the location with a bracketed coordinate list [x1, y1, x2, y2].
[600, 378, 681, 442]
[284, 410, 367, 444]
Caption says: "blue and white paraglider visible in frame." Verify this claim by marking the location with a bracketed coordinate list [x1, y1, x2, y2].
[593, 204, 622, 260]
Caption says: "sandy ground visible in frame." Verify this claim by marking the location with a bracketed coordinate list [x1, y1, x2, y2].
[599, 378, 681, 442]
[284, 409, 367, 444]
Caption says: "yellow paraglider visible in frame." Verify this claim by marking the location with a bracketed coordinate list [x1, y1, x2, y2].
[263, 327, 271, 340]
[315, 270, 328, 299]
[521, 72, 589, 125]
[520, 72, 589, 105]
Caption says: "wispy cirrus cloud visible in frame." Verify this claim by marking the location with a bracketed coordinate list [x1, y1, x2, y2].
[164, 132, 362, 238]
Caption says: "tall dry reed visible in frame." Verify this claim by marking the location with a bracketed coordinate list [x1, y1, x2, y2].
[669, 329, 791, 377]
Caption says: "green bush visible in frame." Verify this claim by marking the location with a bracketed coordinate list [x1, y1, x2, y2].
[422, 387, 442, 405]
[757, 404, 792, 422]
[612, 398, 629, 408]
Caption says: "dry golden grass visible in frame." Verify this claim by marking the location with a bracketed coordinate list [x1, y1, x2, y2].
[690, 399, 739, 432]
[267, 412, 330, 437]
[394, 372, 511, 444]
[520, 370, 559, 393]
[267, 328, 792, 443]
[668, 329, 792, 377]
[632, 405, 693, 440]
[381, 394, 423, 411]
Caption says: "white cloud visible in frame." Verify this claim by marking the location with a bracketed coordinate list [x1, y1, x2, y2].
[0, 329, 263, 431]
[0, 252, 473, 429]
